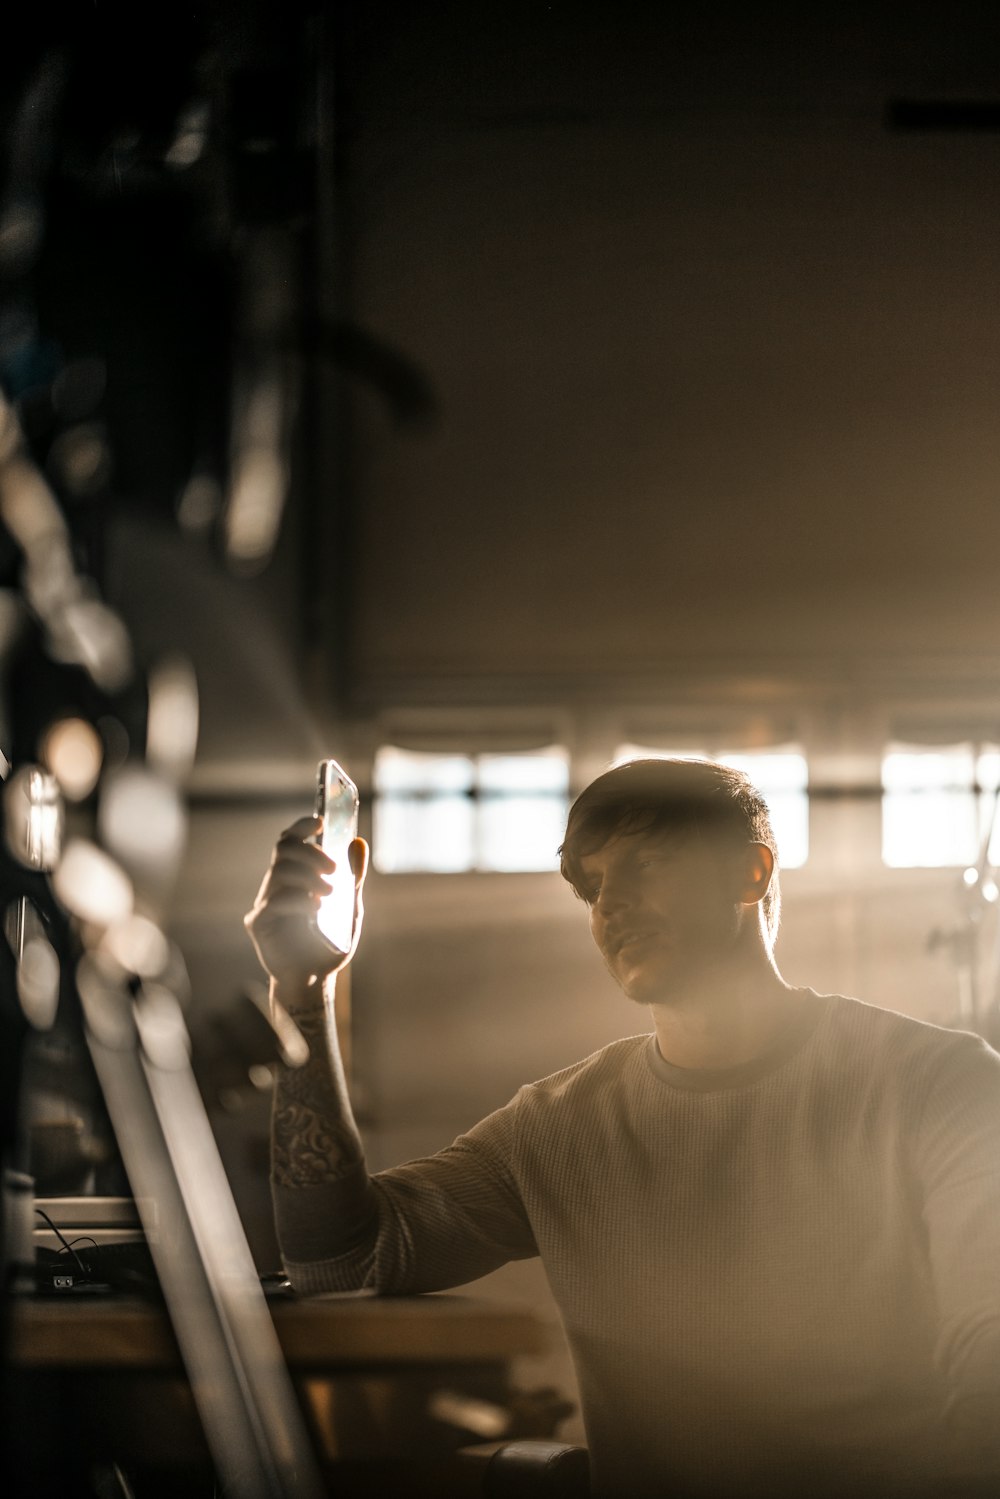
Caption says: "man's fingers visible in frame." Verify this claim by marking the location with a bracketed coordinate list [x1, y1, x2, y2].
[251, 891, 323, 922]
[245, 814, 361, 987]
[281, 814, 323, 841]
[275, 830, 331, 868]
[264, 862, 332, 898]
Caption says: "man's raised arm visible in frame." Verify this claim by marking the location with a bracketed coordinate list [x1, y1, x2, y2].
[245, 813, 538, 1296]
[244, 816, 380, 1288]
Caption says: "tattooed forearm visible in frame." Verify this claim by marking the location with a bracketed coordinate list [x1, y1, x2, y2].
[271, 1004, 365, 1189]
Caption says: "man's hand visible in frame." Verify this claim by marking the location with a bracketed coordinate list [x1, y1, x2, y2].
[244, 815, 369, 995]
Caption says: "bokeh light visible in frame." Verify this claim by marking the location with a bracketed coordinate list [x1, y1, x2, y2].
[98, 765, 187, 882]
[3, 765, 63, 870]
[17, 934, 60, 1030]
[100, 914, 171, 979]
[54, 839, 133, 927]
[47, 422, 112, 496]
[146, 655, 199, 779]
[41, 716, 103, 801]
[46, 596, 133, 693]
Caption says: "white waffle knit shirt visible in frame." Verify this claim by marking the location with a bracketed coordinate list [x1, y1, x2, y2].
[275, 991, 1000, 1498]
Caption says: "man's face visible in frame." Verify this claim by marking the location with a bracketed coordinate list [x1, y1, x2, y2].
[578, 826, 747, 1004]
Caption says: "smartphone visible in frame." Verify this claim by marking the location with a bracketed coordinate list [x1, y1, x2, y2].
[314, 758, 360, 956]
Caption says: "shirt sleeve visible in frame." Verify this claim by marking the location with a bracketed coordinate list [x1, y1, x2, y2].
[917, 1033, 1000, 1479]
[276, 1089, 539, 1295]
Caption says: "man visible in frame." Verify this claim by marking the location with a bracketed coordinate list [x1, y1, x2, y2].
[245, 757, 1000, 1498]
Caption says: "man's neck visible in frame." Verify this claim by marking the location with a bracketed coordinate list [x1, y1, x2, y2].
[648, 959, 798, 1071]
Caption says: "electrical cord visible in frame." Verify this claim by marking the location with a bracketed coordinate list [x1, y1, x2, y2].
[34, 1207, 93, 1278]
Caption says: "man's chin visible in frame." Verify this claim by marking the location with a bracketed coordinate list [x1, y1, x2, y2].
[613, 951, 693, 1007]
[621, 987, 655, 1007]
[616, 966, 673, 1007]
[603, 942, 685, 1006]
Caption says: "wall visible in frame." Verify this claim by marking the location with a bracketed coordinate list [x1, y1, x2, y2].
[338, 1, 1000, 701]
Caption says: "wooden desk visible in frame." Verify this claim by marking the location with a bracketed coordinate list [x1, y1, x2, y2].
[11, 1290, 548, 1370]
[9, 1293, 551, 1497]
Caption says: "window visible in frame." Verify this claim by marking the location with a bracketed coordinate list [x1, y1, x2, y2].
[373, 746, 570, 873]
[881, 743, 1000, 868]
[613, 745, 810, 869]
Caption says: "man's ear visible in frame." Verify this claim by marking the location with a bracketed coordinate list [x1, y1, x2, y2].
[737, 843, 774, 906]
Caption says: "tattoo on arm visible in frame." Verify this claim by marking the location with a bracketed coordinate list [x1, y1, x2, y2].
[272, 1007, 365, 1189]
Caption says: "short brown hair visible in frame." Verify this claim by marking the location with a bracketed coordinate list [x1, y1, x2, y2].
[559, 757, 781, 940]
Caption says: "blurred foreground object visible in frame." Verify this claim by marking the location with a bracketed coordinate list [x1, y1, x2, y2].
[0, 66, 326, 1488]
